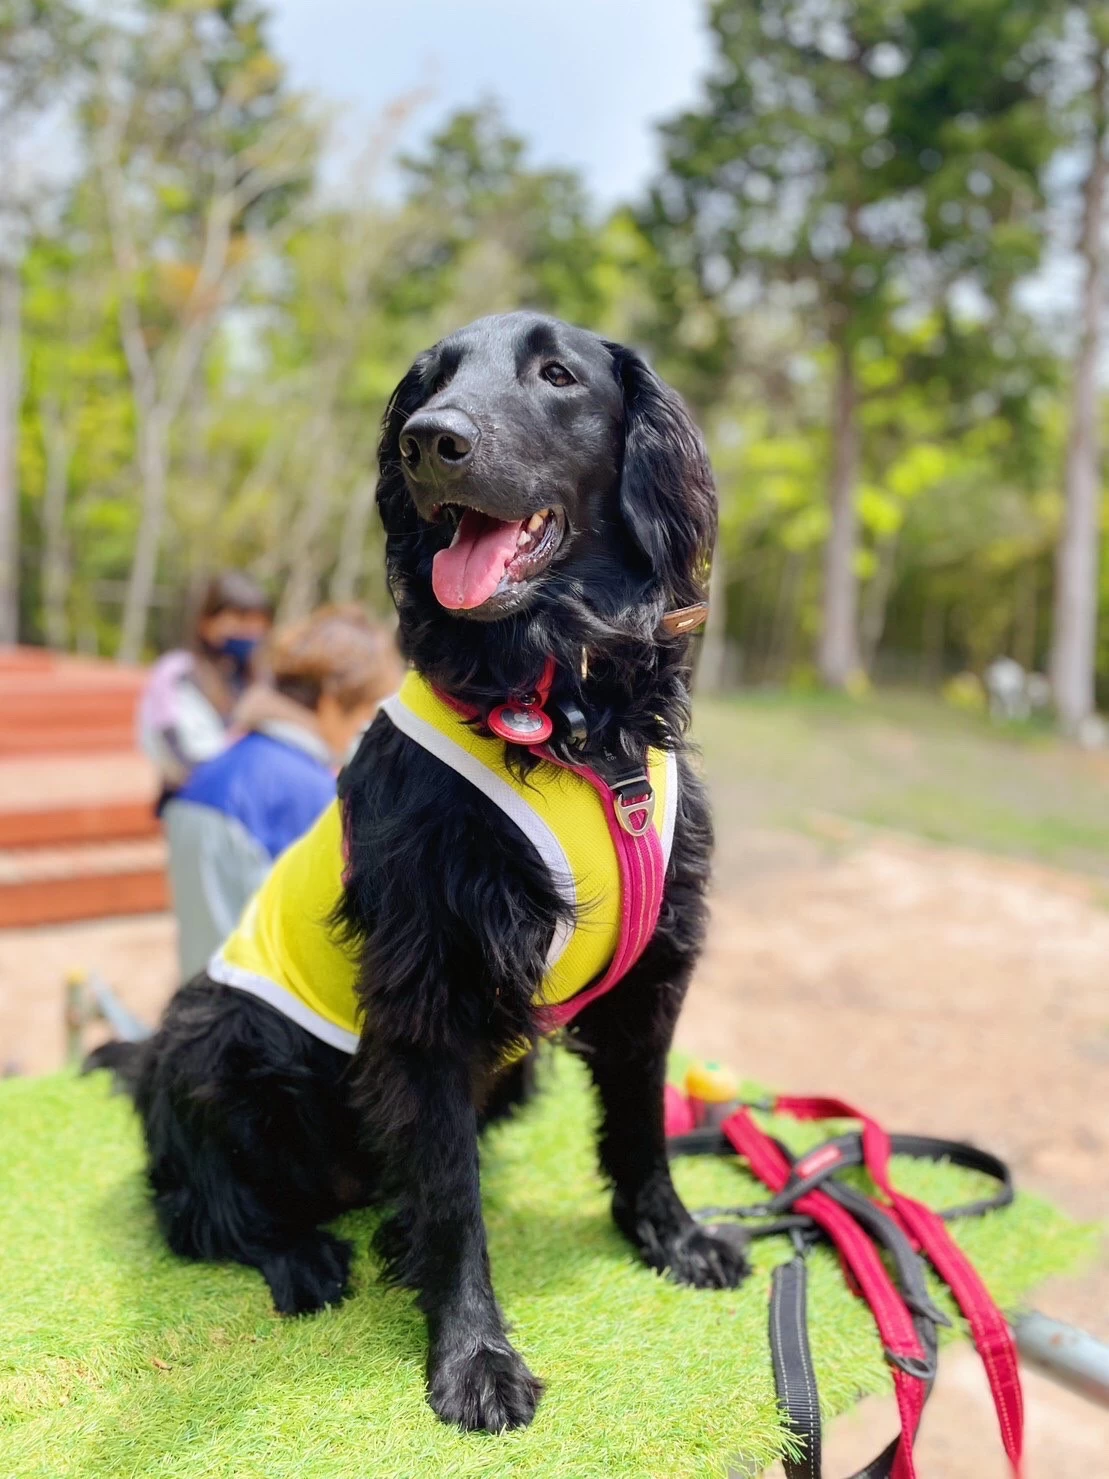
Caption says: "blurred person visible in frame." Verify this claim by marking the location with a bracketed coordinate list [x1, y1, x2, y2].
[164, 605, 402, 979]
[137, 572, 275, 806]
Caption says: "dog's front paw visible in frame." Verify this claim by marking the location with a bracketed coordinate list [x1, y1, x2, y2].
[662, 1222, 751, 1289]
[639, 1219, 751, 1290]
[428, 1340, 543, 1433]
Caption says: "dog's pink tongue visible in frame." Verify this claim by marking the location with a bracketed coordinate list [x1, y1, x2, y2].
[432, 510, 525, 610]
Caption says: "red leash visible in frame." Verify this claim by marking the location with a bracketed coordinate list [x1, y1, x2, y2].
[723, 1109, 931, 1479]
[695, 1098, 1024, 1478]
[772, 1095, 1024, 1475]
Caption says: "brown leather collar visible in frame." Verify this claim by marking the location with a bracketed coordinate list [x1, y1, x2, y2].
[660, 602, 709, 637]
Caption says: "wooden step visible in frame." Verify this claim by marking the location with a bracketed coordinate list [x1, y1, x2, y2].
[0, 839, 168, 929]
[0, 647, 145, 758]
[0, 652, 168, 926]
[0, 723, 140, 758]
[0, 800, 159, 850]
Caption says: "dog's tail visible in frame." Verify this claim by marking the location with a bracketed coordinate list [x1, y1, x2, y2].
[82, 1038, 146, 1097]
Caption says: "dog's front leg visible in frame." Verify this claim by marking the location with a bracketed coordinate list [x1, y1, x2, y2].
[364, 1043, 542, 1433]
[570, 963, 750, 1290]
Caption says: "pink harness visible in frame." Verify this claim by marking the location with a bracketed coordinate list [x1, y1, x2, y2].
[437, 659, 668, 1031]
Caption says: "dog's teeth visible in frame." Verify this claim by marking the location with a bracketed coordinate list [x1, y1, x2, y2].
[517, 530, 530, 548]
[527, 512, 545, 533]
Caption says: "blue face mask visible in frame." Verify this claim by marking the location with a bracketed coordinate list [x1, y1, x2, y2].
[219, 636, 259, 673]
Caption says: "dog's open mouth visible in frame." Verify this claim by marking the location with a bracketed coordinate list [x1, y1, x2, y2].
[429, 505, 566, 612]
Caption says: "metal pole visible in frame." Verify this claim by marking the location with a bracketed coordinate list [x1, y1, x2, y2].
[86, 970, 153, 1043]
[1015, 1311, 1109, 1408]
[63, 968, 152, 1069]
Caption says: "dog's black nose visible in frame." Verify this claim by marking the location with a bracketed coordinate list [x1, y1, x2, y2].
[399, 409, 480, 481]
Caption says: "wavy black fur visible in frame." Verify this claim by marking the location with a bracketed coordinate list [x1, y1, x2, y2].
[86, 313, 747, 1436]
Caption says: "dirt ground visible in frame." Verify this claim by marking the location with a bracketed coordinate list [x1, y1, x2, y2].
[2, 818, 1107, 1475]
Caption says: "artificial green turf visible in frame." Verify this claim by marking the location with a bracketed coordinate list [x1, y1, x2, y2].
[0, 1055, 1094, 1479]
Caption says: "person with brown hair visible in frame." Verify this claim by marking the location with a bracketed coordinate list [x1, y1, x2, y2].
[163, 605, 402, 979]
[138, 572, 275, 803]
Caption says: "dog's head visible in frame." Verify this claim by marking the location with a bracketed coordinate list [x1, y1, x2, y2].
[377, 312, 716, 682]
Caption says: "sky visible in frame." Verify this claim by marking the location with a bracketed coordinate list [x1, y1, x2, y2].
[266, 0, 713, 206]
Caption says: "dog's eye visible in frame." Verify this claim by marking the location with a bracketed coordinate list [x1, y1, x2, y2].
[540, 362, 576, 387]
[429, 364, 455, 395]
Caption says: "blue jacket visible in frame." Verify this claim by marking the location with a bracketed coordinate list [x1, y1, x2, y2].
[176, 730, 336, 861]
[164, 726, 336, 980]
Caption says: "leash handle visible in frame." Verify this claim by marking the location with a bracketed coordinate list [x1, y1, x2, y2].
[770, 1098, 1024, 1477]
[771, 1249, 910, 1479]
[672, 1108, 1023, 1479]
[723, 1110, 928, 1479]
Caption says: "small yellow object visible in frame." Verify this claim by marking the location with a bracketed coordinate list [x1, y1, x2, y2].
[685, 1060, 739, 1103]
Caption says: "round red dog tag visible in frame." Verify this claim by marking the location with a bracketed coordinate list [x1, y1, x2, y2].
[488, 703, 554, 745]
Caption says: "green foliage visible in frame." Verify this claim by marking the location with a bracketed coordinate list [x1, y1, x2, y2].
[648, 0, 1059, 327]
[641, 0, 1076, 687]
[7, 0, 1109, 700]
[395, 101, 611, 326]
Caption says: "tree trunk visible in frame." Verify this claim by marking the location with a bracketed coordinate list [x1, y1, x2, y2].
[0, 261, 22, 644]
[860, 535, 899, 674]
[922, 599, 945, 685]
[118, 407, 169, 663]
[40, 397, 71, 650]
[818, 333, 860, 687]
[330, 475, 378, 604]
[1013, 562, 1039, 674]
[1051, 60, 1107, 736]
[279, 481, 332, 623]
[696, 546, 729, 693]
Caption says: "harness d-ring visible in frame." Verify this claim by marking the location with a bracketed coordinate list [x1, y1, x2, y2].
[612, 770, 656, 836]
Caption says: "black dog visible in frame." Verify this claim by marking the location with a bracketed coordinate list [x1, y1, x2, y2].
[88, 312, 748, 1433]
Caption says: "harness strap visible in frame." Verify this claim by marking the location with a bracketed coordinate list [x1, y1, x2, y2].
[773, 1097, 1024, 1477]
[432, 667, 668, 1033]
[534, 752, 665, 1031]
[722, 1110, 928, 1479]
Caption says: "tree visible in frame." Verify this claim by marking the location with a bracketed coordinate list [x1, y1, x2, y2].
[1051, 7, 1109, 734]
[395, 103, 609, 327]
[85, 0, 317, 659]
[0, 0, 81, 642]
[19, 220, 134, 649]
[647, 0, 1057, 688]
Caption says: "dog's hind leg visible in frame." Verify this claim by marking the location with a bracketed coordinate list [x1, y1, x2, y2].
[150, 1151, 354, 1317]
[133, 982, 368, 1316]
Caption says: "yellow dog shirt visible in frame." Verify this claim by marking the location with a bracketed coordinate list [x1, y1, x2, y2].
[208, 670, 678, 1053]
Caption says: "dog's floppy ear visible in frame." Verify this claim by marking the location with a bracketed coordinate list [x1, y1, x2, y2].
[376, 353, 434, 537]
[605, 342, 717, 611]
